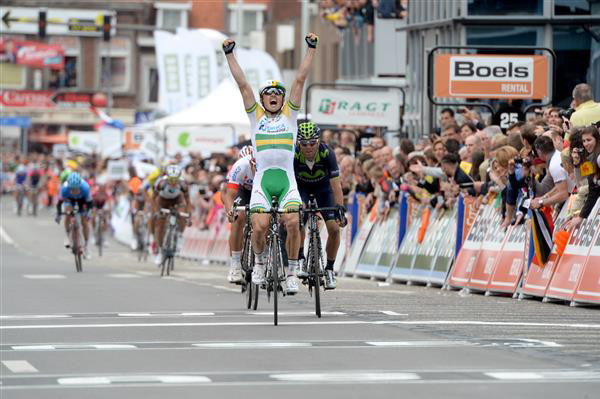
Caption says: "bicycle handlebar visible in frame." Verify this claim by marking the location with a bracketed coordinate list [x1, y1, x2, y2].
[160, 208, 190, 218]
[234, 206, 300, 215]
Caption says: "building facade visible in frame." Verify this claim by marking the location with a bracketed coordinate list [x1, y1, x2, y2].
[403, 0, 600, 138]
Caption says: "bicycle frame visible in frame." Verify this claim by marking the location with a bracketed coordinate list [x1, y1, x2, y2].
[159, 208, 189, 276]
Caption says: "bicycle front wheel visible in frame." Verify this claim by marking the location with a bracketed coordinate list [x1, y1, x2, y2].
[311, 232, 322, 318]
[270, 240, 280, 326]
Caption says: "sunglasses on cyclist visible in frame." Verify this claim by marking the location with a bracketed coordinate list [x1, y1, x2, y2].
[299, 139, 318, 147]
[263, 87, 284, 96]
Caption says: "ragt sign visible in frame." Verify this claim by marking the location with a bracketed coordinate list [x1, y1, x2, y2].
[434, 54, 549, 100]
[309, 86, 403, 130]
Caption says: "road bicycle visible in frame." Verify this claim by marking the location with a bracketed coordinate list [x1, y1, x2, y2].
[235, 204, 258, 310]
[66, 210, 84, 272]
[159, 208, 189, 277]
[15, 185, 26, 216]
[28, 186, 39, 216]
[300, 196, 344, 318]
[246, 197, 301, 326]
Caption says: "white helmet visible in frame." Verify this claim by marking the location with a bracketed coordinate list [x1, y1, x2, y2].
[238, 145, 254, 159]
[165, 165, 181, 181]
[258, 80, 286, 97]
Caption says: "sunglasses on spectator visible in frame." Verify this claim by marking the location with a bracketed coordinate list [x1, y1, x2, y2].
[299, 139, 318, 147]
[263, 88, 284, 96]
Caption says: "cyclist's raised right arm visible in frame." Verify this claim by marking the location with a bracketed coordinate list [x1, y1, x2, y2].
[223, 39, 255, 110]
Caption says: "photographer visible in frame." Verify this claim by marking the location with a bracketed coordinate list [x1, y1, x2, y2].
[564, 126, 600, 230]
[564, 129, 589, 218]
[529, 136, 573, 210]
[569, 83, 600, 128]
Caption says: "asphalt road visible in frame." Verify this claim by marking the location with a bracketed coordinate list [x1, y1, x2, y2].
[1, 199, 599, 399]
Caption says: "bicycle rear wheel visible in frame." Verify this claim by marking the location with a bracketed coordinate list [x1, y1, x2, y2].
[96, 220, 103, 257]
[168, 256, 174, 276]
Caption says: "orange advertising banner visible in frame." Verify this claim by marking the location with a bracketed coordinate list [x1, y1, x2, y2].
[434, 54, 549, 100]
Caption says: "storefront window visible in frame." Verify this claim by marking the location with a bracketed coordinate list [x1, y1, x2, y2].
[554, 0, 599, 16]
[552, 25, 598, 107]
[467, 0, 543, 16]
[466, 26, 543, 47]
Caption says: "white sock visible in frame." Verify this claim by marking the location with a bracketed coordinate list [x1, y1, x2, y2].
[254, 249, 266, 266]
[288, 259, 298, 276]
[231, 251, 242, 268]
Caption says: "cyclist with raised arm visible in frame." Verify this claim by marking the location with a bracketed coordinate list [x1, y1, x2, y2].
[224, 146, 256, 283]
[223, 32, 318, 294]
[294, 121, 347, 289]
[153, 165, 192, 265]
[56, 173, 93, 259]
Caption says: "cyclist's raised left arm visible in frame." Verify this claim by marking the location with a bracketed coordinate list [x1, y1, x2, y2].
[288, 33, 318, 107]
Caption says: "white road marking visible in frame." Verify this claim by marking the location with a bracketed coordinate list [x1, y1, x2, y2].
[3, 320, 600, 330]
[367, 341, 472, 347]
[57, 375, 211, 385]
[23, 274, 66, 279]
[518, 339, 563, 348]
[486, 371, 600, 380]
[135, 271, 155, 276]
[192, 342, 313, 348]
[0, 226, 15, 245]
[379, 311, 408, 316]
[10, 344, 137, 351]
[0, 315, 71, 320]
[249, 311, 346, 316]
[107, 273, 142, 278]
[118, 313, 152, 317]
[1, 360, 38, 373]
[180, 312, 215, 316]
[270, 372, 420, 382]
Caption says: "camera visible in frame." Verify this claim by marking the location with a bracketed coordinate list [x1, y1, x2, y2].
[559, 108, 575, 120]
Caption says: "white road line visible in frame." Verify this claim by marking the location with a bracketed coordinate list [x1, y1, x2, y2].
[366, 341, 472, 347]
[192, 342, 313, 348]
[57, 375, 211, 385]
[249, 311, 346, 316]
[107, 273, 142, 278]
[180, 312, 215, 316]
[22, 274, 66, 279]
[486, 371, 600, 380]
[0, 226, 15, 245]
[118, 313, 152, 317]
[1, 360, 38, 373]
[3, 319, 600, 330]
[270, 372, 420, 382]
[0, 315, 71, 320]
[379, 311, 408, 316]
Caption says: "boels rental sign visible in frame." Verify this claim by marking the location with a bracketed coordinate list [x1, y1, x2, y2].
[434, 54, 549, 99]
[310, 88, 402, 130]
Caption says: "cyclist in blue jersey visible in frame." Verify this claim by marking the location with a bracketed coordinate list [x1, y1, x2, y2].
[294, 122, 347, 289]
[14, 163, 28, 213]
[57, 173, 93, 259]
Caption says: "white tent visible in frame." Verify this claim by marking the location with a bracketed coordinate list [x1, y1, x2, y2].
[153, 79, 251, 137]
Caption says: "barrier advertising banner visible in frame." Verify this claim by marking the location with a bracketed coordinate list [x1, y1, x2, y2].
[430, 208, 458, 285]
[545, 202, 600, 301]
[487, 222, 527, 294]
[467, 205, 507, 291]
[309, 87, 402, 129]
[573, 216, 600, 305]
[165, 125, 236, 157]
[355, 208, 398, 279]
[390, 205, 425, 282]
[411, 209, 443, 280]
[520, 203, 571, 298]
[434, 54, 549, 100]
[343, 202, 378, 277]
[447, 203, 491, 288]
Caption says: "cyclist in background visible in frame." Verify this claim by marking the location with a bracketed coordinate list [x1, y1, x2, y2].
[224, 146, 256, 283]
[90, 176, 112, 246]
[57, 173, 93, 259]
[153, 165, 192, 265]
[294, 121, 347, 289]
[14, 161, 28, 214]
[26, 162, 44, 214]
[223, 32, 318, 294]
[143, 164, 165, 253]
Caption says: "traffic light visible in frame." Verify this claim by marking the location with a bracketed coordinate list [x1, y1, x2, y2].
[102, 15, 111, 42]
[38, 10, 46, 38]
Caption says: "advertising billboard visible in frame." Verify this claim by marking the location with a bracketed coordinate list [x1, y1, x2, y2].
[433, 54, 550, 100]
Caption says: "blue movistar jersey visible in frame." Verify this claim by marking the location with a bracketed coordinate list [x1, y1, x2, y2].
[294, 143, 340, 192]
[60, 180, 92, 202]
